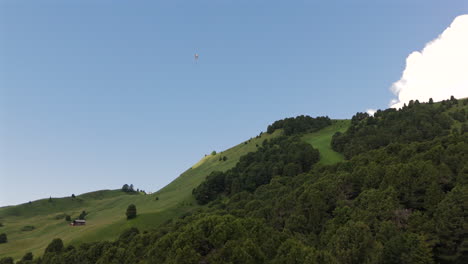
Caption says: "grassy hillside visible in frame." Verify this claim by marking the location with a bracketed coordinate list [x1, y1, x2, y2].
[0, 120, 349, 260]
[0, 130, 281, 260]
[302, 119, 350, 165]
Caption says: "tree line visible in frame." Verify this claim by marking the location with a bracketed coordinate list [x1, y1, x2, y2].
[331, 97, 464, 159]
[267, 115, 331, 135]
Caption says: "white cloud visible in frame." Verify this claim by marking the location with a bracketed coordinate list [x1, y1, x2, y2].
[390, 14, 468, 108]
[366, 109, 376, 116]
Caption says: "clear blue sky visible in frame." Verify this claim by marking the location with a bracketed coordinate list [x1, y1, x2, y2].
[1, 0, 467, 206]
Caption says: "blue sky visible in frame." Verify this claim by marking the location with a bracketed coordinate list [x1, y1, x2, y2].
[1, 0, 467, 206]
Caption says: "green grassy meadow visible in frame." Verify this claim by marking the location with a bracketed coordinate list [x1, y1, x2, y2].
[302, 119, 350, 165]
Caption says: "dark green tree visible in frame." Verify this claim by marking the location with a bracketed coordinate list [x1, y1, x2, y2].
[45, 238, 64, 253]
[381, 233, 433, 264]
[118, 227, 140, 243]
[21, 252, 33, 261]
[283, 162, 301, 177]
[126, 204, 137, 219]
[273, 239, 316, 264]
[0, 233, 6, 243]
[329, 221, 380, 264]
[78, 210, 87, 220]
[433, 186, 467, 263]
[0, 257, 13, 264]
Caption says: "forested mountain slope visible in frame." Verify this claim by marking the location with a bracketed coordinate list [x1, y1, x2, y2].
[1, 98, 467, 264]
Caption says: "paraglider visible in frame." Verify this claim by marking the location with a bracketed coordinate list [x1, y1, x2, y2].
[194, 53, 199, 63]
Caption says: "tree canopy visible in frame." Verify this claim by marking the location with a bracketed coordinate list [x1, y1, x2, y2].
[126, 204, 137, 220]
[267, 115, 331, 135]
[0, 233, 7, 244]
